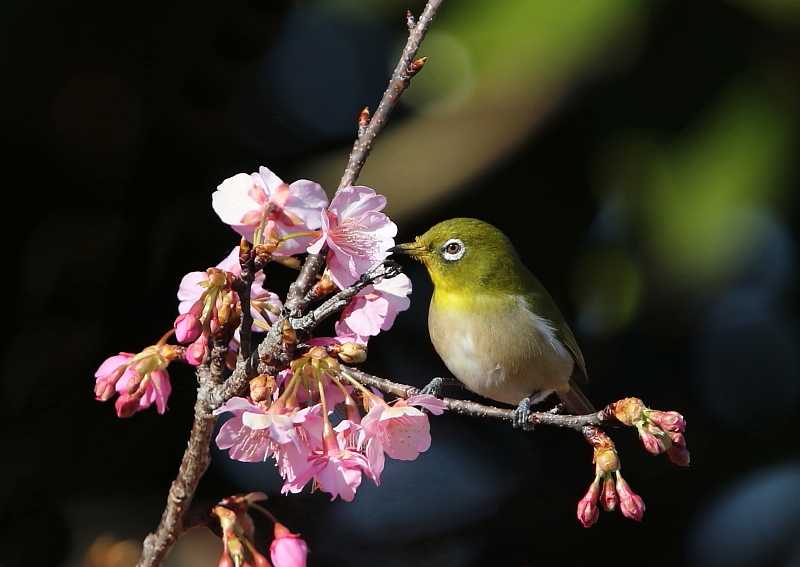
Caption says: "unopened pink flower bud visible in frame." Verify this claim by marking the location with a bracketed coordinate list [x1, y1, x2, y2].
[218, 551, 235, 567]
[115, 393, 141, 418]
[94, 378, 117, 401]
[668, 431, 686, 447]
[667, 443, 691, 467]
[185, 334, 209, 366]
[602, 475, 618, 512]
[270, 523, 308, 567]
[615, 474, 645, 522]
[647, 410, 686, 433]
[638, 427, 667, 455]
[174, 312, 202, 343]
[576, 477, 601, 528]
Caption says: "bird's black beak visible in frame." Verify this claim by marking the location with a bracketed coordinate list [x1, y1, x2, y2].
[389, 240, 428, 259]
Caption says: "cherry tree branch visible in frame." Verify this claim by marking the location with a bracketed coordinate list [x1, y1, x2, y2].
[339, 0, 443, 189]
[136, 395, 215, 567]
[341, 367, 617, 433]
[136, 4, 447, 565]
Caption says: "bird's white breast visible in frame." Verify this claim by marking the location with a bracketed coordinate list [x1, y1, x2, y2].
[428, 295, 573, 405]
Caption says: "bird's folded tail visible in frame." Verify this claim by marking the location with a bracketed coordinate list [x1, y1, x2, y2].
[558, 379, 595, 415]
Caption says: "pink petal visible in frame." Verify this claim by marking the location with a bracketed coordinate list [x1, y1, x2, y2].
[405, 394, 446, 415]
[382, 415, 431, 460]
[177, 271, 208, 307]
[284, 179, 328, 230]
[148, 369, 172, 414]
[212, 173, 262, 235]
[95, 353, 133, 379]
[329, 186, 386, 219]
[213, 396, 263, 416]
[257, 165, 285, 194]
[216, 246, 242, 274]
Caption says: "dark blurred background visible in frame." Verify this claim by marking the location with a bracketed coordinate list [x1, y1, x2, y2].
[1, 1, 799, 566]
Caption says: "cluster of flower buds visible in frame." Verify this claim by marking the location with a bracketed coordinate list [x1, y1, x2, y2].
[175, 246, 282, 366]
[576, 440, 646, 528]
[213, 492, 308, 567]
[613, 398, 690, 467]
[215, 343, 445, 501]
[94, 335, 181, 418]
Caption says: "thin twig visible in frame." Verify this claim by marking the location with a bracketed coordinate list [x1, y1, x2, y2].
[341, 367, 616, 433]
[339, 0, 442, 189]
[290, 261, 401, 333]
[237, 240, 255, 360]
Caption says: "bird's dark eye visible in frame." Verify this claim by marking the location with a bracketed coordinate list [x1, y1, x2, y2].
[441, 238, 465, 261]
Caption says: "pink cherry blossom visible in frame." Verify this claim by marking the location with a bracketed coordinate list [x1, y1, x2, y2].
[270, 523, 308, 567]
[94, 346, 176, 418]
[214, 397, 274, 462]
[307, 186, 397, 288]
[291, 447, 371, 502]
[360, 394, 443, 462]
[212, 166, 328, 255]
[335, 273, 411, 338]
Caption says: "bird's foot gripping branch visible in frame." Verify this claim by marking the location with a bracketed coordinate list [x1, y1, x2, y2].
[91, 2, 689, 565]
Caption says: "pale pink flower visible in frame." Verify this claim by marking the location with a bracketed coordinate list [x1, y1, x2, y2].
[270, 523, 308, 567]
[360, 394, 443, 462]
[212, 166, 328, 254]
[214, 397, 273, 462]
[309, 449, 371, 502]
[94, 346, 176, 418]
[214, 398, 321, 463]
[307, 186, 397, 288]
[335, 273, 411, 338]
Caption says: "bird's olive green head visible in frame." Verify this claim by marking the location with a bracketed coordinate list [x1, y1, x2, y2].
[393, 218, 527, 294]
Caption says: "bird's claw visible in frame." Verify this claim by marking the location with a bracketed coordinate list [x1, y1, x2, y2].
[419, 377, 446, 398]
[512, 397, 536, 431]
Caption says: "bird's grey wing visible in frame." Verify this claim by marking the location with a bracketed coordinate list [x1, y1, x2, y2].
[522, 276, 588, 383]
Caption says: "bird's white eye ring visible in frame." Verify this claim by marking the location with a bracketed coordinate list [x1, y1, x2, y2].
[441, 238, 465, 261]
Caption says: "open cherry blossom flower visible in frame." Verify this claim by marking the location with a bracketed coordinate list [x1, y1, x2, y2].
[360, 394, 445, 462]
[214, 397, 274, 463]
[286, 433, 372, 502]
[335, 273, 411, 338]
[307, 186, 397, 288]
[212, 166, 328, 255]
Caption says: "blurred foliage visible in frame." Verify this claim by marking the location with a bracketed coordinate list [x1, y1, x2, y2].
[638, 82, 796, 288]
[305, 0, 648, 219]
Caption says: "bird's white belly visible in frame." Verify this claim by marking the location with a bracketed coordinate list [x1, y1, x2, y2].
[429, 296, 574, 406]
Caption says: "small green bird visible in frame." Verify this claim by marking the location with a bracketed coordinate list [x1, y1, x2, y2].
[393, 218, 594, 428]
